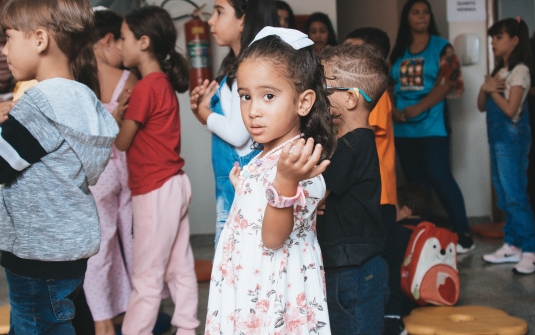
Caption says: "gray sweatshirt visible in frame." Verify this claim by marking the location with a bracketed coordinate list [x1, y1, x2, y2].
[0, 78, 118, 261]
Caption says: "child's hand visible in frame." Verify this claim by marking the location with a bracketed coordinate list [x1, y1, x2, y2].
[189, 79, 218, 124]
[392, 108, 406, 123]
[481, 75, 505, 94]
[275, 137, 330, 188]
[317, 203, 326, 215]
[113, 88, 131, 125]
[0, 101, 15, 124]
[197, 80, 218, 122]
[229, 162, 241, 188]
[189, 79, 210, 114]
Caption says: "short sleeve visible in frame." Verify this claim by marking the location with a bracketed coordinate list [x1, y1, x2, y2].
[124, 82, 153, 125]
[437, 44, 464, 99]
[509, 64, 531, 90]
[368, 92, 392, 136]
[294, 174, 326, 222]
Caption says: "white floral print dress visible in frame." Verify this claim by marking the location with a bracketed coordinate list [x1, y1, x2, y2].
[205, 152, 331, 335]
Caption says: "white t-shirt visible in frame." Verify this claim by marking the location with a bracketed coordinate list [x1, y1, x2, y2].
[496, 63, 531, 122]
[206, 80, 254, 156]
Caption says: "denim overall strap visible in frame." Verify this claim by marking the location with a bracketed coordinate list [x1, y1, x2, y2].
[485, 95, 535, 251]
[210, 76, 258, 246]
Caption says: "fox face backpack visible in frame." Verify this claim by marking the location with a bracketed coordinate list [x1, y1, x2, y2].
[401, 221, 460, 306]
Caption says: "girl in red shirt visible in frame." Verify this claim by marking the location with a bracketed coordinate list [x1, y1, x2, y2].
[113, 6, 199, 335]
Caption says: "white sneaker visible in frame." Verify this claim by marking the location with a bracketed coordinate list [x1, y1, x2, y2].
[513, 252, 535, 275]
[482, 244, 521, 263]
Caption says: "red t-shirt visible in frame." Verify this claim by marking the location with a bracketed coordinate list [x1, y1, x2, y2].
[124, 72, 184, 195]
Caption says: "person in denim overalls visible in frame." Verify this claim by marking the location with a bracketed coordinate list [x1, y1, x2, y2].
[210, 76, 258, 245]
[477, 17, 535, 275]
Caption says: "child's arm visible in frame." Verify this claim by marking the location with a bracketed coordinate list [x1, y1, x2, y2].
[402, 84, 451, 119]
[490, 86, 526, 119]
[477, 75, 505, 112]
[112, 85, 141, 151]
[262, 138, 330, 249]
[189, 80, 218, 125]
[0, 113, 49, 184]
[388, 86, 406, 124]
[114, 119, 141, 151]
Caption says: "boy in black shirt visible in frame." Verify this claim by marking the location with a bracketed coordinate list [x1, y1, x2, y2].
[319, 45, 389, 334]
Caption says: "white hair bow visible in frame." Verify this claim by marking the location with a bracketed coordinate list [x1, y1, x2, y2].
[250, 26, 314, 50]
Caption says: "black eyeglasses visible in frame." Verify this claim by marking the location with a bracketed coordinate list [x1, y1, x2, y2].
[324, 86, 372, 103]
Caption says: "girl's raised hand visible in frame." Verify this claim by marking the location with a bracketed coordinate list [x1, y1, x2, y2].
[189, 79, 210, 114]
[481, 75, 505, 93]
[275, 137, 330, 187]
[196, 80, 219, 122]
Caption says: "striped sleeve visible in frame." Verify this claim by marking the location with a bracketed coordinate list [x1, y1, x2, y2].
[0, 114, 47, 184]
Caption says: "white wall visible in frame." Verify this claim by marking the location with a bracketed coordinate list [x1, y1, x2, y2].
[335, 0, 493, 220]
[147, 0, 337, 235]
[448, 22, 492, 218]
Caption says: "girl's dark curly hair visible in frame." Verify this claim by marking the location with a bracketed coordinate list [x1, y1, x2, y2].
[124, 6, 189, 93]
[489, 18, 532, 77]
[237, 35, 337, 162]
[390, 0, 439, 65]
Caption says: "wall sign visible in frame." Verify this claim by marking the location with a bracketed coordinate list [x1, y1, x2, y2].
[447, 0, 486, 22]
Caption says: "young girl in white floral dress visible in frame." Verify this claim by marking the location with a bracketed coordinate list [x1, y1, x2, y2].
[205, 27, 337, 335]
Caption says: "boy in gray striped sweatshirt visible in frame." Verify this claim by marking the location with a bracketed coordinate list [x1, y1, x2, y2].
[0, 0, 118, 332]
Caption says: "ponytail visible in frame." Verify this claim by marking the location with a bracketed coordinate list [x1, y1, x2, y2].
[73, 43, 101, 99]
[161, 49, 189, 93]
[125, 6, 189, 93]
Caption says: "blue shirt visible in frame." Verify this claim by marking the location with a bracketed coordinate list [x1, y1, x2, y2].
[391, 35, 449, 138]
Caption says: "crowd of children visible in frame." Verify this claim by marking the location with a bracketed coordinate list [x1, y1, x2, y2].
[0, 0, 534, 334]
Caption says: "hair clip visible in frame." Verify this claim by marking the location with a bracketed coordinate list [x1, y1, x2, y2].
[517, 16, 522, 23]
[250, 26, 314, 50]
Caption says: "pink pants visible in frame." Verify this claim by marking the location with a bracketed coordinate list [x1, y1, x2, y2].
[86, 147, 133, 321]
[122, 174, 199, 335]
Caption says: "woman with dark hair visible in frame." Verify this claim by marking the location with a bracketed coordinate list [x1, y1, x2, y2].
[304, 12, 337, 53]
[189, 0, 279, 247]
[389, 0, 474, 253]
[275, 0, 295, 29]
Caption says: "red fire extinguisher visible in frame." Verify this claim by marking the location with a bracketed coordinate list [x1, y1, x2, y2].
[185, 14, 213, 90]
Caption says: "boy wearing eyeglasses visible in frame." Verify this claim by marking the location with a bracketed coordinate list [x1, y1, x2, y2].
[318, 44, 390, 334]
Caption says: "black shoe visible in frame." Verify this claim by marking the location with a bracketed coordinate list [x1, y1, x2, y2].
[456, 234, 475, 254]
[384, 317, 407, 335]
[153, 312, 172, 335]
